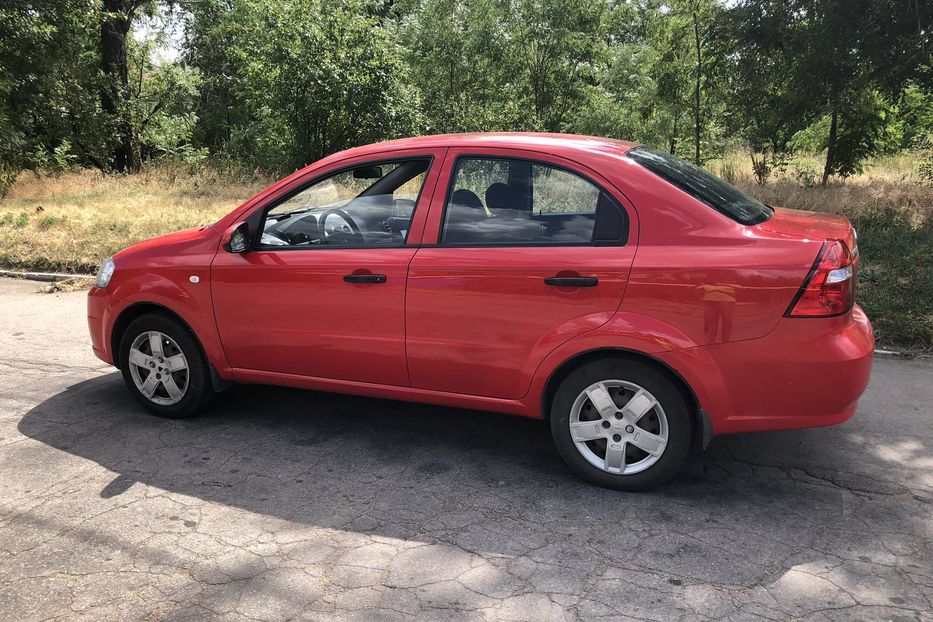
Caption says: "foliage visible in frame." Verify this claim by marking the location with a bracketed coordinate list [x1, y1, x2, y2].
[0, 166, 19, 200]
[848, 208, 933, 349]
[725, 0, 931, 185]
[187, 0, 422, 173]
[0, 0, 929, 181]
[918, 135, 933, 185]
[789, 91, 892, 179]
[132, 51, 203, 160]
[0, 1, 103, 171]
[398, 0, 609, 134]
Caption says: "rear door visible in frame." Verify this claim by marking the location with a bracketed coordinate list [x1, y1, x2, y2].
[405, 148, 637, 399]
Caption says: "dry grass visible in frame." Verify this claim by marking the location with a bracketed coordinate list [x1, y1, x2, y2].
[1, 152, 929, 349]
[0, 161, 268, 273]
[712, 151, 931, 225]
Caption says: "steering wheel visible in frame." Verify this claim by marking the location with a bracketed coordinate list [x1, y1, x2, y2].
[319, 208, 364, 244]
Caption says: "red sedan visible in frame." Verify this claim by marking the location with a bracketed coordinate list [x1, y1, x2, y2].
[87, 133, 874, 489]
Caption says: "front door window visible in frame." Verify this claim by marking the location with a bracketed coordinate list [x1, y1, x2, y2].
[260, 159, 430, 248]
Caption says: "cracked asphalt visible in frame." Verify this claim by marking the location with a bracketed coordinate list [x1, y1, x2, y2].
[0, 276, 931, 621]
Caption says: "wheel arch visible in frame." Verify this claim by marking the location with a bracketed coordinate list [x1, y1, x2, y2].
[540, 348, 709, 448]
[111, 302, 203, 368]
[111, 302, 233, 392]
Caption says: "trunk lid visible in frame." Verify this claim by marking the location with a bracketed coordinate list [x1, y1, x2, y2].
[757, 207, 858, 259]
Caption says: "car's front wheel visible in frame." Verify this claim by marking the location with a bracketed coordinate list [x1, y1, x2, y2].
[118, 313, 214, 418]
[550, 358, 692, 490]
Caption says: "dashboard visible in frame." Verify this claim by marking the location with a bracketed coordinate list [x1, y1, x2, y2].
[260, 196, 415, 247]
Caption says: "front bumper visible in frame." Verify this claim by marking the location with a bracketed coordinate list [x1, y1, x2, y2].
[87, 286, 114, 365]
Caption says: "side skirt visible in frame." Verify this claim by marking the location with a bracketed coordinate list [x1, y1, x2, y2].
[230, 368, 538, 418]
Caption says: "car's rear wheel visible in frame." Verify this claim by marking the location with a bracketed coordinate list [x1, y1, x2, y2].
[550, 358, 692, 490]
[118, 313, 214, 418]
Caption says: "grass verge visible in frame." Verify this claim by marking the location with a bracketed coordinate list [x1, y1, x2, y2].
[0, 154, 929, 351]
[0, 160, 268, 273]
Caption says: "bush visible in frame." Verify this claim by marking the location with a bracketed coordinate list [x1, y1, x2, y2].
[915, 134, 933, 185]
[0, 165, 18, 199]
[37, 214, 66, 229]
[850, 207, 933, 350]
[750, 153, 771, 185]
[718, 160, 737, 185]
[793, 163, 818, 188]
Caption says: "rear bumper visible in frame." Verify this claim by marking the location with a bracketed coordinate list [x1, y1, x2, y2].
[659, 305, 874, 436]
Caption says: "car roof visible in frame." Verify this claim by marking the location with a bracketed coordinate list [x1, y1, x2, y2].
[331, 132, 642, 160]
[225, 133, 645, 227]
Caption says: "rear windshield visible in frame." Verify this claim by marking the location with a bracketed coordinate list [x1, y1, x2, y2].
[626, 147, 772, 225]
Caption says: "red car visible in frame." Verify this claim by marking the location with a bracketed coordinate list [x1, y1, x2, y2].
[87, 133, 873, 489]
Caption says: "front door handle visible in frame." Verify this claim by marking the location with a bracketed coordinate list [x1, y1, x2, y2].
[343, 273, 387, 284]
[544, 276, 598, 287]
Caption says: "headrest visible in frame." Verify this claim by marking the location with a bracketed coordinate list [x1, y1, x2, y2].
[485, 183, 518, 211]
[450, 188, 484, 210]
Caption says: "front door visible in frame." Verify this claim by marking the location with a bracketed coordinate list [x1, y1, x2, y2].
[406, 150, 637, 399]
[211, 153, 441, 386]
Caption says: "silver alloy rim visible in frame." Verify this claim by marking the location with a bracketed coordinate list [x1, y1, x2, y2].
[127, 331, 189, 406]
[569, 380, 669, 475]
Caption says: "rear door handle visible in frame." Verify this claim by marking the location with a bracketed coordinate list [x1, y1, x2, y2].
[544, 276, 598, 287]
[343, 273, 387, 284]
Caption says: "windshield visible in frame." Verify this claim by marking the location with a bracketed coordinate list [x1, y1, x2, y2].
[626, 147, 772, 225]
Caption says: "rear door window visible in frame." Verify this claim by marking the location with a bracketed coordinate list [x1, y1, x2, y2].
[441, 158, 626, 246]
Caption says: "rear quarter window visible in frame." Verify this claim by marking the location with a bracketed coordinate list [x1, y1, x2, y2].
[626, 147, 772, 225]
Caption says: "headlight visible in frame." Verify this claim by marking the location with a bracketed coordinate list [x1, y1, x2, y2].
[95, 257, 115, 288]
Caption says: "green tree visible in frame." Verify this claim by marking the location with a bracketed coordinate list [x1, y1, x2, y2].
[100, 0, 154, 172]
[3, 0, 931, 182]
[188, 0, 422, 173]
[0, 1, 103, 173]
[1, 1, 201, 175]
[683, 0, 723, 165]
[400, 0, 521, 132]
[728, 0, 932, 185]
[509, 0, 608, 132]
[402, 0, 610, 134]
[579, 0, 723, 160]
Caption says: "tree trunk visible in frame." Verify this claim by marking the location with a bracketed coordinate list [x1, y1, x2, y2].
[692, 5, 702, 166]
[669, 114, 678, 155]
[100, 0, 137, 173]
[821, 107, 838, 186]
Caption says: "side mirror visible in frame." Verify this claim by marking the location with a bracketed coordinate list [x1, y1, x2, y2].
[223, 222, 251, 253]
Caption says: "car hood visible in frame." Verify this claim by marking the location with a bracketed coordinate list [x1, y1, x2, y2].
[116, 225, 213, 258]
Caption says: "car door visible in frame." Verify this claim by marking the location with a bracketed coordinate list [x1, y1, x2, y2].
[211, 150, 443, 386]
[405, 148, 638, 399]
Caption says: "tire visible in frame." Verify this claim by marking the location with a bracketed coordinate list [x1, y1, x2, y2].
[550, 358, 692, 490]
[118, 313, 215, 419]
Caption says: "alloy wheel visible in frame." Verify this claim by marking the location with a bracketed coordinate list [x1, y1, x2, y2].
[127, 331, 190, 406]
[569, 380, 669, 475]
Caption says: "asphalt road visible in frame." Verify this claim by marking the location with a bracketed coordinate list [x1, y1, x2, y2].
[0, 276, 931, 621]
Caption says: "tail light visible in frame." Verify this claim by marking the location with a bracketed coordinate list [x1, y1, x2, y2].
[786, 239, 856, 317]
